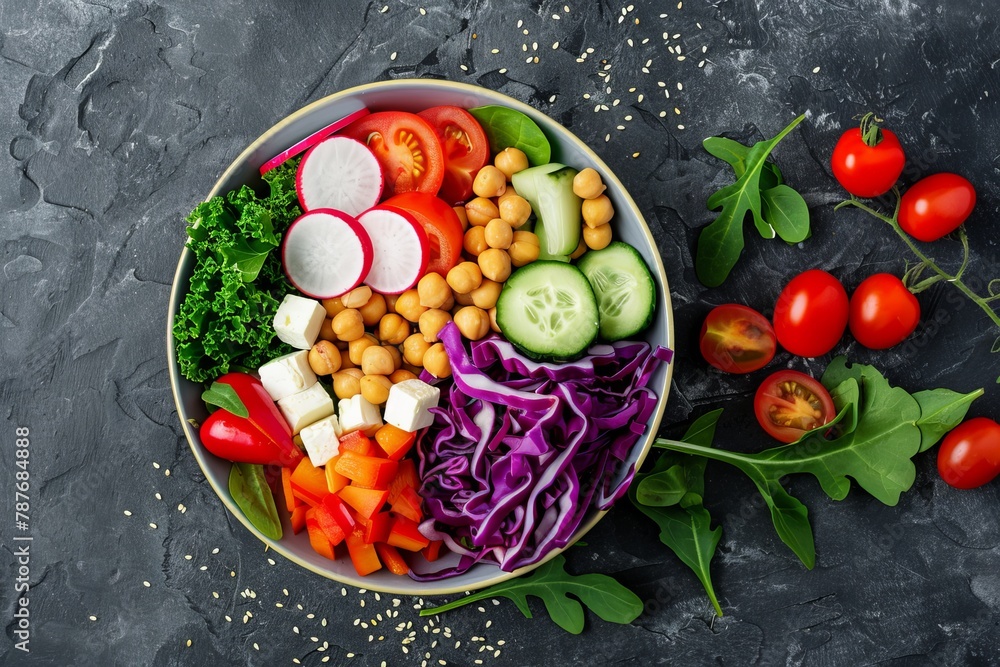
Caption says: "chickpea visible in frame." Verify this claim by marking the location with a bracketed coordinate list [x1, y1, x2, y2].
[389, 368, 419, 384]
[583, 222, 613, 250]
[423, 343, 452, 378]
[332, 368, 363, 399]
[349, 333, 379, 366]
[318, 317, 337, 342]
[582, 194, 614, 228]
[384, 292, 399, 314]
[402, 362, 423, 376]
[417, 272, 451, 309]
[332, 308, 365, 342]
[308, 340, 342, 375]
[392, 289, 425, 323]
[361, 345, 395, 376]
[453, 205, 470, 231]
[570, 236, 588, 259]
[498, 195, 532, 228]
[463, 226, 488, 257]
[402, 333, 431, 366]
[509, 230, 541, 267]
[470, 279, 502, 310]
[341, 285, 372, 309]
[465, 197, 499, 227]
[358, 292, 387, 327]
[485, 218, 513, 249]
[497, 186, 520, 205]
[454, 289, 475, 307]
[378, 313, 411, 345]
[473, 165, 507, 198]
[440, 292, 455, 311]
[339, 348, 357, 370]
[383, 344, 402, 370]
[488, 306, 501, 333]
[573, 167, 607, 200]
[478, 248, 511, 283]
[454, 306, 490, 341]
[321, 297, 346, 318]
[494, 146, 529, 179]
[447, 261, 483, 294]
[419, 308, 453, 343]
[360, 374, 393, 405]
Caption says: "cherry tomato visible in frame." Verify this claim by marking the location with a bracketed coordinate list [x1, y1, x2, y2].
[699, 304, 777, 374]
[831, 122, 905, 198]
[382, 192, 464, 275]
[848, 273, 920, 350]
[417, 106, 490, 206]
[772, 269, 849, 358]
[937, 417, 1000, 489]
[898, 173, 976, 242]
[343, 111, 445, 198]
[754, 370, 836, 443]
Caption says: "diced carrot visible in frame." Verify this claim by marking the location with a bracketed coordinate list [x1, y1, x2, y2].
[339, 486, 389, 519]
[339, 430, 375, 456]
[290, 505, 308, 535]
[360, 511, 392, 544]
[305, 509, 335, 559]
[375, 424, 417, 461]
[345, 525, 382, 576]
[289, 458, 329, 507]
[334, 451, 398, 490]
[390, 484, 423, 523]
[422, 539, 444, 562]
[375, 543, 410, 576]
[387, 516, 430, 552]
[311, 502, 347, 546]
[325, 455, 350, 494]
[387, 458, 420, 504]
[281, 467, 299, 513]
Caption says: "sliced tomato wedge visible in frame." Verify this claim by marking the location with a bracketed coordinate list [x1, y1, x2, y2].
[417, 106, 490, 205]
[382, 192, 464, 276]
[343, 111, 444, 198]
[753, 370, 836, 443]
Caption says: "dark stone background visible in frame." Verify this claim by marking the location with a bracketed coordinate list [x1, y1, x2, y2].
[2, 0, 999, 664]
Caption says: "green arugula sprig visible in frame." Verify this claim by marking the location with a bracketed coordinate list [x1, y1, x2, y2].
[419, 554, 642, 634]
[697, 115, 810, 287]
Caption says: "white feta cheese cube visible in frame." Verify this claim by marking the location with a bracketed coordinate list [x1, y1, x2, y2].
[300, 414, 343, 467]
[383, 379, 440, 432]
[258, 351, 317, 402]
[277, 382, 334, 435]
[273, 294, 326, 350]
[338, 394, 383, 436]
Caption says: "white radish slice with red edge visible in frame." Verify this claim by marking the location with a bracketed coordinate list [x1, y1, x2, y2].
[258, 107, 369, 176]
[296, 136, 383, 216]
[357, 206, 430, 294]
[282, 209, 373, 299]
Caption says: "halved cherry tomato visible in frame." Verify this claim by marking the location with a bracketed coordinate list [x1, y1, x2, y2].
[754, 370, 836, 443]
[699, 304, 777, 374]
[343, 111, 445, 198]
[831, 116, 905, 198]
[937, 417, 1000, 489]
[417, 106, 490, 205]
[382, 192, 464, 275]
[849, 273, 920, 350]
[898, 173, 976, 242]
[773, 269, 849, 358]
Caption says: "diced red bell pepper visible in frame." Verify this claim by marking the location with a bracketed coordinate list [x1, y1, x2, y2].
[422, 539, 444, 562]
[290, 505, 308, 535]
[387, 458, 420, 504]
[339, 486, 389, 519]
[375, 543, 410, 576]
[321, 493, 356, 533]
[360, 511, 392, 544]
[387, 516, 430, 552]
[289, 457, 330, 507]
[345, 525, 382, 576]
[390, 484, 423, 523]
[305, 509, 335, 559]
[334, 451, 398, 490]
[325, 455, 350, 494]
[375, 424, 417, 461]
[311, 501, 347, 547]
[339, 430, 375, 457]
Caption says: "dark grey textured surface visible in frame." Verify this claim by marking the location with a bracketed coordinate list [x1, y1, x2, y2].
[2, 0, 999, 665]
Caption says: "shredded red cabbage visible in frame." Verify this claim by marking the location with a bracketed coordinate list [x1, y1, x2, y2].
[411, 322, 672, 581]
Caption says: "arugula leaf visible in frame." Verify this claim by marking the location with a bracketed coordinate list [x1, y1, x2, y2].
[630, 409, 724, 616]
[761, 184, 810, 243]
[201, 381, 249, 417]
[913, 387, 984, 452]
[229, 462, 282, 540]
[419, 554, 641, 634]
[703, 137, 783, 190]
[468, 105, 552, 167]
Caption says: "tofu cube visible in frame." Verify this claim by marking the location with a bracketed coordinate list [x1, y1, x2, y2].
[383, 379, 441, 432]
[258, 351, 317, 402]
[300, 415, 343, 467]
[338, 394, 383, 436]
[277, 382, 334, 435]
[273, 294, 326, 350]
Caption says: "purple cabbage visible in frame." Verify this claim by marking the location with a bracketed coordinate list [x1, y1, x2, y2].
[411, 322, 673, 581]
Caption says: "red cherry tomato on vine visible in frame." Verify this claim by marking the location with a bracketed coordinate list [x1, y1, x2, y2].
[898, 173, 976, 242]
[772, 269, 849, 358]
[699, 304, 777, 374]
[848, 273, 921, 350]
[937, 417, 1000, 489]
[754, 370, 836, 443]
[831, 121, 905, 198]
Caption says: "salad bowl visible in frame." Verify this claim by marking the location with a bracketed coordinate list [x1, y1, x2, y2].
[167, 79, 674, 595]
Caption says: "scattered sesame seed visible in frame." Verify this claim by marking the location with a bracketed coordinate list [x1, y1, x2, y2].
[254, 643, 260, 651]
[153, 462, 160, 469]
[390, 52, 397, 61]
[347, 654, 355, 658]
[164, 469, 171, 477]
[123, 510, 132, 517]
[293, 626, 300, 634]
[460, 65, 469, 71]
[499, 68, 507, 74]
[148, 523, 157, 529]
[89, 615, 97, 621]
[638, 94, 644, 102]
[199, 566, 207, 571]
[225, 615, 232, 622]
[276, 603, 284, 608]
[322, 618, 328, 626]
[678, 124, 686, 130]
[143, 581, 151, 587]
[812, 66, 821, 73]
[342, 588, 348, 596]
[419, 7, 426, 14]
[552, 41, 559, 49]
[213, 592, 219, 599]
[267, 558, 275, 566]
[154, 493, 161, 500]
[491, 48, 499, 54]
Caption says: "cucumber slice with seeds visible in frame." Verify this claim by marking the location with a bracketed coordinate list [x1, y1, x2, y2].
[575, 242, 656, 341]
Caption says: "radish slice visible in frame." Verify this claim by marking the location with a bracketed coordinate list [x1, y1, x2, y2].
[296, 136, 383, 216]
[282, 209, 373, 299]
[259, 107, 370, 175]
[357, 206, 430, 294]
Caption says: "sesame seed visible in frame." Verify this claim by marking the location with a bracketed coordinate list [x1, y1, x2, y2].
[276, 603, 284, 608]
[143, 581, 151, 587]
[89, 615, 97, 621]
[812, 66, 821, 73]
[552, 41, 559, 49]
[267, 558, 275, 566]
[164, 469, 171, 477]
[212, 592, 219, 599]
[154, 492, 161, 501]
[199, 565, 207, 571]
[123, 510, 132, 517]
[254, 643, 260, 651]
[153, 462, 160, 469]
[419, 7, 426, 14]
[491, 48, 499, 54]
[225, 615, 231, 622]
[460, 65, 468, 71]
[678, 124, 686, 130]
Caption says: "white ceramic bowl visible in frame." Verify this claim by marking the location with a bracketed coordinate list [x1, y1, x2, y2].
[167, 79, 674, 595]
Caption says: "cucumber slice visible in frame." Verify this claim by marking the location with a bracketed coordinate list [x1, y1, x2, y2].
[511, 164, 581, 256]
[495, 261, 599, 362]
[576, 242, 656, 341]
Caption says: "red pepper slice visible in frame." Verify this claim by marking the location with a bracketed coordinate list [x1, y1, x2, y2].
[346, 525, 382, 575]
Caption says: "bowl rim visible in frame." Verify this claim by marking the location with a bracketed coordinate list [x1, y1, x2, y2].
[167, 78, 675, 596]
